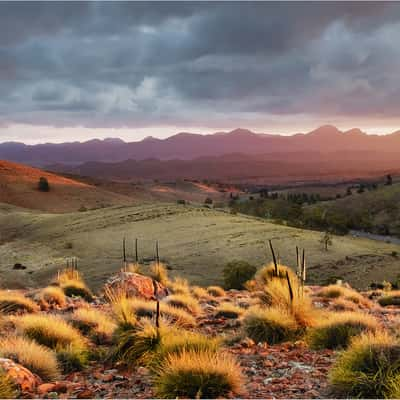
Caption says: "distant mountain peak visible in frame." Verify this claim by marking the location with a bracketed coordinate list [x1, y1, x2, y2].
[228, 128, 256, 136]
[307, 125, 341, 136]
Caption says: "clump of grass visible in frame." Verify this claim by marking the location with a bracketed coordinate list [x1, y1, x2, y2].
[39, 286, 67, 308]
[207, 286, 225, 297]
[0, 370, 16, 399]
[168, 278, 191, 295]
[307, 312, 379, 350]
[255, 263, 297, 285]
[243, 306, 299, 344]
[149, 262, 168, 286]
[0, 336, 60, 381]
[122, 263, 142, 274]
[69, 307, 117, 344]
[163, 294, 201, 315]
[0, 290, 39, 314]
[331, 298, 358, 312]
[56, 267, 93, 301]
[56, 344, 89, 373]
[378, 291, 400, 307]
[105, 285, 137, 330]
[329, 331, 400, 398]
[317, 284, 372, 308]
[191, 286, 210, 300]
[154, 350, 243, 398]
[13, 314, 86, 350]
[215, 302, 244, 319]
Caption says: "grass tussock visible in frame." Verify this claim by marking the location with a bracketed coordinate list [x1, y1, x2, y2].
[69, 307, 117, 344]
[56, 344, 89, 373]
[105, 285, 137, 330]
[149, 262, 169, 286]
[154, 350, 243, 399]
[307, 311, 379, 350]
[0, 369, 16, 399]
[191, 286, 210, 300]
[215, 302, 244, 319]
[168, 278, 191, 295]
[0, 336, 60, 381]
[317, 284, 372, 308]
[255, 263, 297, 285]
[329, 331, 400, 398]
[378, 291, 400, 307]
[331, 298, 358, 312]
[56, 267, 93, 301]
[0, 290, 39, 314]
[39, 286, 67, 307]
[207, 286, 225, 297]
[163, 294, 201, 315]
[243, 306, 300, 344]
[13, 313, 86, 350]
[122, 262, 142, 274]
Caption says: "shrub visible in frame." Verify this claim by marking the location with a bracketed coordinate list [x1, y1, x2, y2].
[329, 331, 400, 398]
[215, 302, 244, 319]
[56, 344, 89, 373]
[0, 369, 16, 399]
[378, 291, 400, 306]
[0, 290, 39, 314]
[168, 278, 191, 295]
[207, 286, 225, 297]
[243, 306, 299, 344]
[69, 307, 117, 344]
[13, 314, 86, 350]
[163, 294, 201, 315]
[38, 176, 50, 192]
[223, 261, 257, 290]
[56, 268, 93, 301]
[0, 336, 60, 381]
[154, 350, 243, 398]
[39, 286, 67, 307]
[317, 284, 372, 308]
[149, 263, 169, 286]
[307, 312, 379, 350]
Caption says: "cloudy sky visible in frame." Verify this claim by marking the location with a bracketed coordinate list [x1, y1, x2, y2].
[1, 1, 400, 144]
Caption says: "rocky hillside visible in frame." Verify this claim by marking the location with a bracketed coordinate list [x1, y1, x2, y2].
[0, 261, 399, 399]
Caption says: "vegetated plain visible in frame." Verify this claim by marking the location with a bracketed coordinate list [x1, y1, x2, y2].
[0, 202, 399, 291]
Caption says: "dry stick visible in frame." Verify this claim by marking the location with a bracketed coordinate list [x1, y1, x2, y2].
[135, 238, 138, 263]
[122, 237, 126, 264]
[155, 240, 160, 265]
[301, 249, 306, 296]
[152, 279, 160, 329]
[286, 270, 294, 307]
[269, 239, 278, 277]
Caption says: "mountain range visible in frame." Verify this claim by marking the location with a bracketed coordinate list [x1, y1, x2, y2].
[2, 125, 400, 167]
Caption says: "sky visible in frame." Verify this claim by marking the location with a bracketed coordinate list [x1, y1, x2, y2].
[1, 1, 400, 144]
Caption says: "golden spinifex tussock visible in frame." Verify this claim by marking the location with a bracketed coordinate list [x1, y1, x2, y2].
[56, 267, 93, 301]
[163, 294, 201, 315]
[329, 331, 400, 398]
[0, 290, 39, 314]
[207, 286, 225, 297]
[149, 262, 169, 286]
[317, 284, 373, 308]
[378, 290, 400, 306]
[0, 336, 60, 381]
[39, 286, 67, 307]
[215, 302, 244, 319]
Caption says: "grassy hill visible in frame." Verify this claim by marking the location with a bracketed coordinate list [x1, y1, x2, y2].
[0, 202, 399, 291]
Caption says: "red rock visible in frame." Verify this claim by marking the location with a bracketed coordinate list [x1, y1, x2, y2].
[38, 383, 56, 395]
[0, 358, 41, 393]
[76, 389, 95, 398]
[104, 271, 168, 300]
[53, 382, 69, 393]
[102, 374, 114, 382]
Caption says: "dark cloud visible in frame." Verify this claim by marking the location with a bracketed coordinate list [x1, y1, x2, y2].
[0, 1, 400, 135]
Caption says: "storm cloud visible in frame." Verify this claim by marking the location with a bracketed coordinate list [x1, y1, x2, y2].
[1, 1, 400, 141]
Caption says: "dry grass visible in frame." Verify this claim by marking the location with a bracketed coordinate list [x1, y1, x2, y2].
[0, 369, 16, 399]
[307, 311, 379, 350]
[163, 294, 201, 315]
[122, 262, 142, 274]
[378, 290, 400, 307]
[39, 286, 67, 307]
[215, 302, 244, 319]
[149, 262, 169, 286]
[207, 286, 225, 297]
[317, 284, 372, 308]
[255, 263, 297, 285]
[243, 306, 300, 344]
[56, 267, 93, 301]
[12, 313, 86, 350]
[69, 307, 117, 344]
[105, 285, 137, 329]
[0, 336, 60, 381]
[168, 277, 191, 295]
[153, 350, 243, 398]
[0, 290, 39, 314]
[330, 298, 358, 312]
[329, 331, 400, 398]
[191, 286, 210, 300]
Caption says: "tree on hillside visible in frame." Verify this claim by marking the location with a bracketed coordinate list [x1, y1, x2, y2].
[386, 174, 393, 186]
[38, 177, 50, 192]
[320, 231, 333, 251]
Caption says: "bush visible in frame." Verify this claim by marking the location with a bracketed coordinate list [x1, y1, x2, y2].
[215, 302, 244, 319]
[0, 291, 39, 314]
[163, 294, 201, 315]
[308, 312, 379, 350]
[243, 306, 299, 344]
[223, 261, 257, 290]
[69, 307, 117, 344]
[39, 286, 67, 307]
[0, 370, 16, 399]
[329, 331, 400, 398]
[154, 350, 243, 398]
[0, 336, 60, 381]
[13, 314, 86, 350]
[207, 286, 225, 297]
[38, 176, 50, 192]
[149, 263, 169, 286]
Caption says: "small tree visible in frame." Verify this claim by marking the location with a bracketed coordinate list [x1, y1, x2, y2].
[204, 197, 213, 205]
[223, 260, 257, 290]
[38, 177, 50, 192]
[320, 231, 333, 251]
[386, 174, 393, 186]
